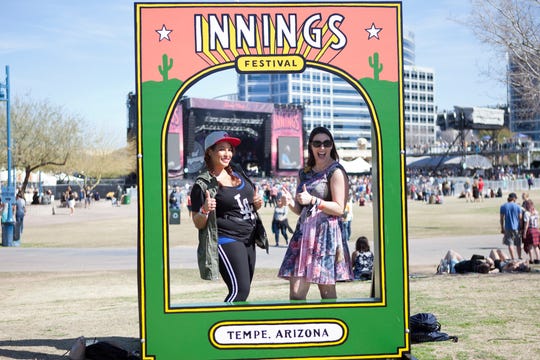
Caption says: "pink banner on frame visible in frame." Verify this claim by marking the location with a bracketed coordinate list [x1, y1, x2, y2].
[168, 104, 184, 174]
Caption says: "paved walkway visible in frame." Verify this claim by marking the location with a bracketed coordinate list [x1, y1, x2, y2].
[0, 199, 507, 272]
[0, 234, 505, 272]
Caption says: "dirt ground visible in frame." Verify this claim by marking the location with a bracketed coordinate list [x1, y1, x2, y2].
[0, 201, 141, 359]
[0, 193, 539, 359]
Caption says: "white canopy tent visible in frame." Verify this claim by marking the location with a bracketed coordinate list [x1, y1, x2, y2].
[0, 170, 58, 186]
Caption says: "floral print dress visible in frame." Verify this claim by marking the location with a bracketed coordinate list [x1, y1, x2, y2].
[278, 162, 353, 284]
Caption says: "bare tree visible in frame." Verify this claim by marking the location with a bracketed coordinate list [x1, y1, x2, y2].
[468, 0, 540, 112]
[0, 97, 84, 193]
[66, 130, 136, 190]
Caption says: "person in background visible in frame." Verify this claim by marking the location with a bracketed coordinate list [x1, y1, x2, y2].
[279, 126, 353, 300]
[522, 199, 540, 264]
[263, 184, 271, 208]
[463, 180, 472, 202]
[351, 236, 374, 281]
[341, 196, 353, 241]
[521, 192, 530, 208]
[78, 187, 86, 207]
[66, 186, 77, 215]
[115, 185, 123, 207]
[271, 198, 290, 247]
[477, 176, 485, 201]
[169, 186, 180, 209]
[527, 174, 534, 190]
[472, 177, 480, 202]
[186, 193, 192, 219]
[488, 248, 531, 272]
[190, 131, 263, 302]
[15, 192, 26, 236]
[500, 192, 523, 260]
[84, 186, 93, 208]
[31, 190, 40, 205]
[437, 250, 495, 274]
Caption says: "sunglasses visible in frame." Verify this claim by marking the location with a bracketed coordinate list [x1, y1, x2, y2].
[311, 140, 333, 148]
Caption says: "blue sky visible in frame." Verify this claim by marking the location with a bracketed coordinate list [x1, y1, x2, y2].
[1, 0, 507, 148]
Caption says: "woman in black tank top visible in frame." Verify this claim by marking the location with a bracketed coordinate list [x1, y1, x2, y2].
[191, 131, 263, 302]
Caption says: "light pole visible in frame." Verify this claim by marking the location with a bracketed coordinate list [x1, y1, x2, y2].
[0, 65, 15, 247]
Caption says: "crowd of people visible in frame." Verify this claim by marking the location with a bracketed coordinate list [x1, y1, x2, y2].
[405, 170, 538, 206]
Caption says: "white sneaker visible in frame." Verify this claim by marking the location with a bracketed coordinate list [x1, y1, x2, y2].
[437, 259, 449, 274]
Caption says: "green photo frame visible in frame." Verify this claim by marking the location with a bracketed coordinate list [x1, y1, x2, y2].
[135, 2, 410, 359]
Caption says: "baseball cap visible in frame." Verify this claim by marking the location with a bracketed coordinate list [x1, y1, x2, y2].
[508, 192, 517, 200]
[204, 131, 241, 151]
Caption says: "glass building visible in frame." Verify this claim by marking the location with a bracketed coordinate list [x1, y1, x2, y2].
[508, 56, 540, 143]
[403, 30, 415, 66]
[238, 69, 371, 150]
[403, 65, 436, 145]
[237, 30, 437, 149]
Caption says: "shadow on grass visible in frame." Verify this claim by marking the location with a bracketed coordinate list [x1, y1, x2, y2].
[0, 336, 140, 359]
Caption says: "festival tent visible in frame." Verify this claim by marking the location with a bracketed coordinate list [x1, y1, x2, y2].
[340, 157, 372, 173]
[407, 154, 492, 170]
[406, 156, 441, 168]
[462, 154, 493, 169]
[0, 170, 58, 185]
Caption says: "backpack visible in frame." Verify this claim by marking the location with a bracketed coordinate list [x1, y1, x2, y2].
[409, 313, 458, 344]
[85, 341, 140, 360]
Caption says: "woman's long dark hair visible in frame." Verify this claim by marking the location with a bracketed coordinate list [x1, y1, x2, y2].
[355, 236, 370, 252]
[305, 126, 339, 170]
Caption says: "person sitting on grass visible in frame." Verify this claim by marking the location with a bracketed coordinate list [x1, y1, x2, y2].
[351, 236, 374, 280]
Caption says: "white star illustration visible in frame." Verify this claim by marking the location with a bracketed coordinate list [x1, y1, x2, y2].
[156, 24, 172, 41]
[365, 23, 382, 40]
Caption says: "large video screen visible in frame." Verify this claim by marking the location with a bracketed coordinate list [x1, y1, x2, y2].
[278, 136, 301, 170]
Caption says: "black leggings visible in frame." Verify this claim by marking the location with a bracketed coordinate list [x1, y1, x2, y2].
[218, 241, 256, 302]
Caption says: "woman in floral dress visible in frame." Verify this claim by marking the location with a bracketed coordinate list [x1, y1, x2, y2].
[279, 127, 353, 300]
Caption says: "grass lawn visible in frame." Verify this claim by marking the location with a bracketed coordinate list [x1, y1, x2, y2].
[3, 187, 539, 359]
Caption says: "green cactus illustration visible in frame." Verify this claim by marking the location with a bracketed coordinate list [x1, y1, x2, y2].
[368, 52, 383, 81]
[158, 54, 173, 81]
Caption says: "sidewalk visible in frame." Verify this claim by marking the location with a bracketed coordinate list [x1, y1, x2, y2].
[0, 197, 508, 273]
[0, 236, 505, 273]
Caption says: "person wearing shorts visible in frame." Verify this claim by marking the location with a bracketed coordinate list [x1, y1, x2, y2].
[500, 192, 523, 260]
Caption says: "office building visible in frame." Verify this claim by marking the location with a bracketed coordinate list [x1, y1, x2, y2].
[508, 56, 540, 143]
[238, 30, 437, 150]
[403, 65, 436, 145]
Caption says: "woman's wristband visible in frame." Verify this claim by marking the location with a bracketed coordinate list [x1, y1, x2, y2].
[199, 207, 209, 216]
[311, 196, 324, 209]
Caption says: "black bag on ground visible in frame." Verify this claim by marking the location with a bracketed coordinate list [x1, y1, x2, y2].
[409, 313, 458, 343]
[85, 341, 139, 360]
